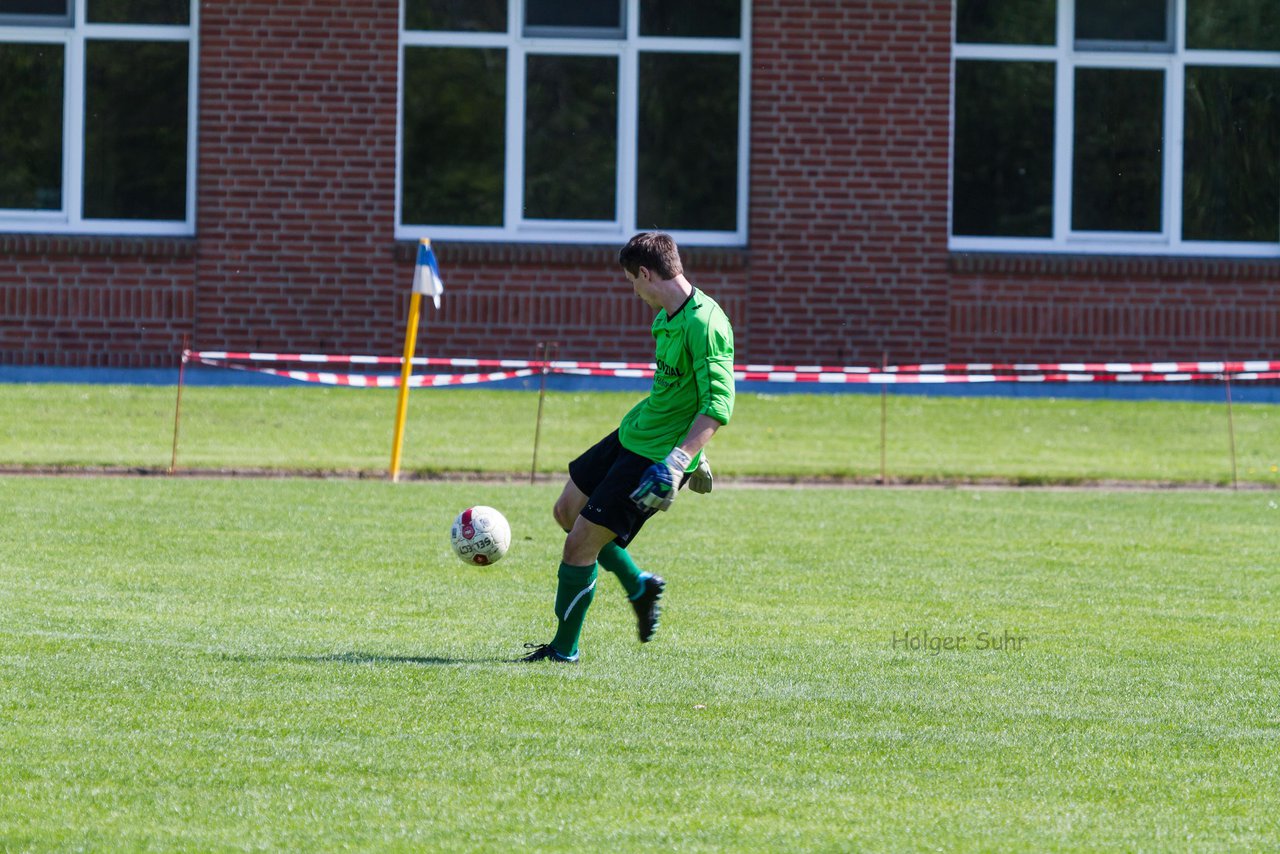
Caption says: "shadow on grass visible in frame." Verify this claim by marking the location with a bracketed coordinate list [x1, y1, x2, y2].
[307, 651, 510, 666]
[219, 651, 511, 666]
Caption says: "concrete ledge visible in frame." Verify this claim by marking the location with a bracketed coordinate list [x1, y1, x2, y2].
[1, 234, 198, 258]
[949, 252, 1280, 280]
[393, 240, 750, 270]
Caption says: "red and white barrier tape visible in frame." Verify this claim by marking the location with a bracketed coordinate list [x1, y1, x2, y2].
[187, 351, 1280, 387]
[885, 360, 1280, 375]
[193, 350, 1280, 375]
[193, 350, 655, 372]
[734, 370, 1280, 384]
[209, 360, 537, 388]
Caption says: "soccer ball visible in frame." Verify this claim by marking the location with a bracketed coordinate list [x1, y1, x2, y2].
[450, 505, 511, 566]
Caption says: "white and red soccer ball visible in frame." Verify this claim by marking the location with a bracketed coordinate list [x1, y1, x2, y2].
[450, 505, 511, 566]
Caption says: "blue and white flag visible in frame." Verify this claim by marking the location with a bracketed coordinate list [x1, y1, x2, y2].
[412, 237, 444, 309]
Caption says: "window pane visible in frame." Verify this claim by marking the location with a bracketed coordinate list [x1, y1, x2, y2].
[526, 0, 621, 32]
[405, 0, 505, 33]
[83, 40, 188, 220]
[1187, 0, 1280, 51]
[1183, 66, 1280, 242]
[953, 61, 1054, 237]
[0, 43, 63, 210]
[956, 0, 1055, 45]
[1076, 0, 1169, 43]
[524, 55, 617, 221]
[0, 0, 66, 13]
[402, 47, 505, 226]
[1072, 68, 1164, 232]
[637, 53, 738, 231]
[639, 0, 740, 38]
[87, 0, 189, 25]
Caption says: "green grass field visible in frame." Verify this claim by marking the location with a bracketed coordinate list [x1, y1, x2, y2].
[1, 384, 1278, 485]
[2, 475, 1278, 850]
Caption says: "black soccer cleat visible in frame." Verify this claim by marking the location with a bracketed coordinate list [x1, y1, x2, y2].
[518, 642, 578, 663]
[630, 574, 666, 643]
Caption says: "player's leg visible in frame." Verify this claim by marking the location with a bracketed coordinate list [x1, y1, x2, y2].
[556, 478, 665, 644]
[578, 447, 671, 643]
[562, 513, 618, 566]
[552, 479, 588, 534]
[554, 433, 647, 596]
[523, 433, 666, 661]
[613, 545, 665, 642]
[523, 436, 615, 663]
[531, 515, 614, 660]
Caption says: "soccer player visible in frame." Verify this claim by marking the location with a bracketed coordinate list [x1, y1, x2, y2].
[520, 232, 735, 663]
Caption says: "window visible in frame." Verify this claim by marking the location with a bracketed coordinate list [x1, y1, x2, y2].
[0, 0, 196, 235]
[1071, 68, 1165, 232]
[953, 61, 1055, 237]
[0, 0, 72, 26]
[952, 0, 1280, 257]
[524, 54, 618, 220]
[399, 0, 749, 245]
[0, 43, 64, 211]
[1075, 0, 1172, 49]
[525, 0, 624, 38]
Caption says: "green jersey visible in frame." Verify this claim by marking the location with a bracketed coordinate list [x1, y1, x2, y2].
[618, 288, 735, 467]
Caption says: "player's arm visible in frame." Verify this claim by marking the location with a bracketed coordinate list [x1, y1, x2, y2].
[633, 309, 735, 511]
[631, 415, 722, 511]
[682, 310, 734, 496]
[678, 414, 719, 495]
[688, 454, 714, 494]
[673, 413, 721, 461]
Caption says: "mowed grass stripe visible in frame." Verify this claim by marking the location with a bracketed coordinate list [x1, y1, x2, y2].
[1, 384, 1278, 484]
[1, 477, 1277, 850]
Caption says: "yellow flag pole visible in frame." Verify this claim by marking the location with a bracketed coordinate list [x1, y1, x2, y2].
[390, 237, 442, 482]
[389, 290, 423, 482]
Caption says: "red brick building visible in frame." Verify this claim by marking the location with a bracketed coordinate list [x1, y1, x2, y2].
[2, 1, 1276, 368]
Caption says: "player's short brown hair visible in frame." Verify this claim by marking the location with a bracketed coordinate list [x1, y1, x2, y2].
[619, 231, 683, 279]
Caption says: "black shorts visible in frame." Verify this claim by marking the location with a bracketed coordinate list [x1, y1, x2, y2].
[568, 430, 686, 548]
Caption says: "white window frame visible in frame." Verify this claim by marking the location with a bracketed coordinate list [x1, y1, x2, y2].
[0, 1, 198, 236]
[950, 0, 1280, 258]
[396, 0, 751, 246]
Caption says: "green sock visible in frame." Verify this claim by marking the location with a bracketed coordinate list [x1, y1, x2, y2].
[598, 541, 648, 600]
[551, 562, 597, 658]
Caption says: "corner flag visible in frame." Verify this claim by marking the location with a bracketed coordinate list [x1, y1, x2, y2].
[412, 238, 444, 309]
[390, 237, 442, 481]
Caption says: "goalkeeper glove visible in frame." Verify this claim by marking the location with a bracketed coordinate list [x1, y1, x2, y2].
[630, 447, 692, 512]
[688, 455, 713, 494]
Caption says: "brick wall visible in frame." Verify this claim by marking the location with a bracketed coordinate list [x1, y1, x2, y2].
[193, 0, 402, 356]
[2, 1, 1277, 369]
[950, 255, 1280, 361]
[415, 243, 750, 361]
[192, 0, 749, 365]
[0, 237, 195, 367]
[746, 0, 954, 366]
